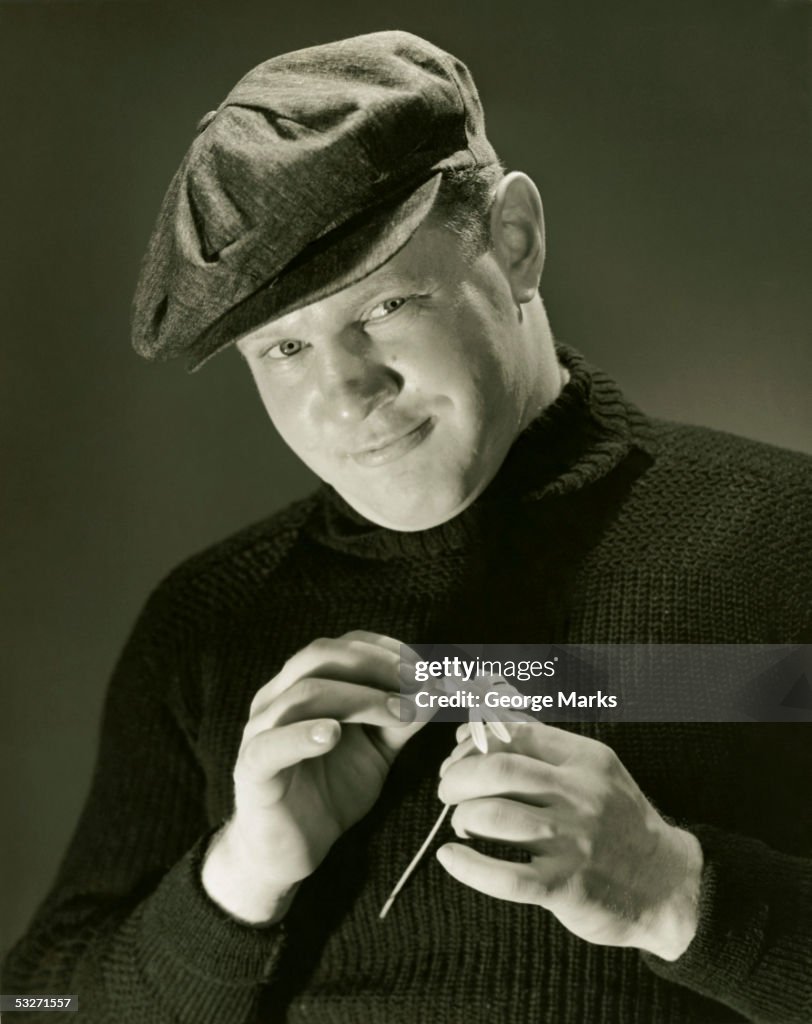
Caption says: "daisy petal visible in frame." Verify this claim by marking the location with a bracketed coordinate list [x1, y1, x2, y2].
[487, 718, 511, 743]
[471, 720, 489, 754]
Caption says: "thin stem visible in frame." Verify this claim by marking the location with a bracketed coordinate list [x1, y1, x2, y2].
[379, 803, 451, 920]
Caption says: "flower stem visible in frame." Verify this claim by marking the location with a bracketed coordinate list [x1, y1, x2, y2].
[379, 803, 451, 920]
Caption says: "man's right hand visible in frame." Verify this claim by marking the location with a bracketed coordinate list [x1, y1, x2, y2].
[201, 631, 424, 924]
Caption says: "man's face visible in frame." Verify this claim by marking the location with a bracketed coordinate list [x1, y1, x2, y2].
[238, 214, 552, 530]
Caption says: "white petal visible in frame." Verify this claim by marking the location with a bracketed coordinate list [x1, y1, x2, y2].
[471, 720, 489, 754]
[487, 718, 511, 743]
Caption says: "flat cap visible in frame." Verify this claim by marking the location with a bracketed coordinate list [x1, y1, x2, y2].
[131, 30, 499, 370]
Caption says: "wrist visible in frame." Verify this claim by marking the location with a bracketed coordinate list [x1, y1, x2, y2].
[637, 825, 703, 961]
[201, 823, 300, 926]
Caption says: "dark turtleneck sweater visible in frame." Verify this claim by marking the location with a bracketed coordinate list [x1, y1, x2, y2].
[3, 344, 811, 1023]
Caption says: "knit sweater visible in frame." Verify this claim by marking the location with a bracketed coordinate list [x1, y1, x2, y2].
[3, 344, 812, 1023]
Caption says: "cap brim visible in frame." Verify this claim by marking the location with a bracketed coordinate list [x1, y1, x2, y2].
[187, 172, 443, 371]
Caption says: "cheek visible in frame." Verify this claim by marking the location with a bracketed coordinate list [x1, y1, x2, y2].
[414, 295, 506, 387]
[439, 306, 515, 412]
[254, 379, 322, 461]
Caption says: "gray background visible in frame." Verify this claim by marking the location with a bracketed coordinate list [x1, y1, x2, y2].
[1, 0, 810, 950]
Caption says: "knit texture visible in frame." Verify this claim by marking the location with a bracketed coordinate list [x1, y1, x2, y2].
[3, 344, 811, 1023]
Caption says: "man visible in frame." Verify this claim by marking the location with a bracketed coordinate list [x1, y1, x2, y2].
[3, 30, 811, 1024]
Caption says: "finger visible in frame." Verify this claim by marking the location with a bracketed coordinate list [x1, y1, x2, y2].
[466, 721, 582, 767]
[340, 630, 403, 654]
[396, 658, 426, 693]
[440, 720, 566, 778]
[338, 630, 422, 671]
[251, 638, 405, 715]
[438, 752, 561, 807]
[436, 843, 550, 906]
[236, 718, 341, 788]
[451, 797, 556, 846]
[439, 736, 477, 777]
[245, 677, 414, 738]
[454, 719, 569, 762]
[376, 714, 432, 755]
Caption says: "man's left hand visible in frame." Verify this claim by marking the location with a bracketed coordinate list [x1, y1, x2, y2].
[436, 722, 703, 961]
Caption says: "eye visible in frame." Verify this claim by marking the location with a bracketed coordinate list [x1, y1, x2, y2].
[264, 338, 305, 360]
[365, 296, 409, 322]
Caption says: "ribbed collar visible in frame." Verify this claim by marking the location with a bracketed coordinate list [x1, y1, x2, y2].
[305, 342, 657, 561]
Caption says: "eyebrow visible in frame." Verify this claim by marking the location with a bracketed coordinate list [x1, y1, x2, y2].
[240, 267, 437, 350]
[352, 266, 435, 300]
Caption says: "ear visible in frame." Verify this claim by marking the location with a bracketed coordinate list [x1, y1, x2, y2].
[489, 172, 545, 304]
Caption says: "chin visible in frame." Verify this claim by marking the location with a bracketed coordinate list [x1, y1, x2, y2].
[344, 481, 480, 533]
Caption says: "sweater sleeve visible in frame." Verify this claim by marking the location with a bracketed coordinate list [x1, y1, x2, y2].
[641, 822, 812, 1023]
[1, 578, 285, 1023]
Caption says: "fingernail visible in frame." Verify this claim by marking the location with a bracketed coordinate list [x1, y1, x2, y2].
[311, 721, 337, 744]
[387, 695, 407, 720]
[398, 657, 425, 692]
[398, 669, 421, 693]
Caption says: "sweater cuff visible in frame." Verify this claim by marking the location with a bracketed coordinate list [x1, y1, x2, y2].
[641, 823, 812, 1021]
[140, 832, 286, 985]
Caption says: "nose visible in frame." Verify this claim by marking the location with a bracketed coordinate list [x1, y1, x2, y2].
[317, 332, 401, 423]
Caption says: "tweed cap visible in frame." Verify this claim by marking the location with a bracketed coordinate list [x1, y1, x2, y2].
[131, 30, 499, 370]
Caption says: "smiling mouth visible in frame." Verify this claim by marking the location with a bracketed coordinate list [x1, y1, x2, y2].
[350, 418, 435, 467]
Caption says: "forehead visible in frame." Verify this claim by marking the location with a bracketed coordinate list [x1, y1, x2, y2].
[237, 215, 461, 346]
